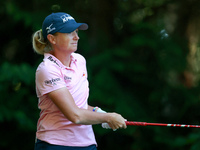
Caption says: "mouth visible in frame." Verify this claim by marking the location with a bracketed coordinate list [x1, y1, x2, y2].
[71, 43, 78, 45]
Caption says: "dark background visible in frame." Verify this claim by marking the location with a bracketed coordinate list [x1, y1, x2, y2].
[1, 0, 200, 149]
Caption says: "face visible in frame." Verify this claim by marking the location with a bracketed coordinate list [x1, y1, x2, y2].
[48, 29, 79, 53]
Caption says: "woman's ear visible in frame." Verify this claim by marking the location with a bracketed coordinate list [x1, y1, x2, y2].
[47, 34, 56, 45]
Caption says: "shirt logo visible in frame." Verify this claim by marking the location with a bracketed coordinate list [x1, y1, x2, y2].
[60, 14, 74, 23]
[48, 56, 60, 67]
[64, 75, 72, 81]
[46, 23, 56, 34]
[45, 78, 61, 85]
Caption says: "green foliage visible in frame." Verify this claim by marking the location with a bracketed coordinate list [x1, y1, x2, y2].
[88, 21, 200, 149]
[1, 0, 200, 149]
[0, 62, 38, 149]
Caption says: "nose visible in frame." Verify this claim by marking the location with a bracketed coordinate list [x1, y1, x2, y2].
[73, 31, 79, 40]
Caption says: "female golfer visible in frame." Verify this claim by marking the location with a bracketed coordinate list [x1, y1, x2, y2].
[33, 12, 127, 150]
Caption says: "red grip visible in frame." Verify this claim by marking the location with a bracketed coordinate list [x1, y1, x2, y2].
[126, 121, 147, 126]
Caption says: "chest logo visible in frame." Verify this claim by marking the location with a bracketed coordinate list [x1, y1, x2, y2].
[64, 75, 72, 81]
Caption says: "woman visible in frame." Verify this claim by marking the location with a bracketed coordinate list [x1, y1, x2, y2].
[33, 12, 127, 150]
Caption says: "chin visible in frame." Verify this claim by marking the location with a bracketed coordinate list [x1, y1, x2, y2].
[70, 49, 77, 53]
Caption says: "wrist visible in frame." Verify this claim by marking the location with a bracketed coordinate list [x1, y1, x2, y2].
[92, 107, 107, 113]
[105, 113, 112, 124]
[93, 106, 99, 112]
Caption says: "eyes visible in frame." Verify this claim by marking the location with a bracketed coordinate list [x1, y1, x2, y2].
[52, 29, 79, 40]
[75, 29, 79, 34]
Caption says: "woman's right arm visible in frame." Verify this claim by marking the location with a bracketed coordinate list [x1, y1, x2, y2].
[48, 87, 127, 130]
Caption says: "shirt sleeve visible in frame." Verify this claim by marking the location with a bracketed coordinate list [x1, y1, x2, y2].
[36, 65, 66, 97]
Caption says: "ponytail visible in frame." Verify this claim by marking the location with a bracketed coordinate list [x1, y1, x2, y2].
[32, 30, 52, 55]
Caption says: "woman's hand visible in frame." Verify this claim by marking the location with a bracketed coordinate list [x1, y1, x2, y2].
[106, 113, 127, 130]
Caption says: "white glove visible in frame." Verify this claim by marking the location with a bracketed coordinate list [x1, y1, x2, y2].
[102, 122, 112, 129]
[96, 108, 115, 130]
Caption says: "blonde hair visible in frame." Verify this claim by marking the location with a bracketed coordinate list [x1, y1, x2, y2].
[32, 30, 52, 55]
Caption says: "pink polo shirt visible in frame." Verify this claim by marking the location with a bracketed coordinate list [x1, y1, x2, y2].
[35, 53, 97, 147]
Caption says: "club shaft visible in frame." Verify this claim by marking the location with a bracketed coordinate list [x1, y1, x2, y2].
[125, 121, 200, 128]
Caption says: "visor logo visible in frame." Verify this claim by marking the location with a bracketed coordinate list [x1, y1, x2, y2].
[46, 23, 56, 33]
[61, 14, 74, 23]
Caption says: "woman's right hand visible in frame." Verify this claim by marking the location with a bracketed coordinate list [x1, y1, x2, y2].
[106, 113, 127, 130]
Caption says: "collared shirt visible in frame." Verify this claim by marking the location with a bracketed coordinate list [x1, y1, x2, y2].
[35, 53, 96, 147]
